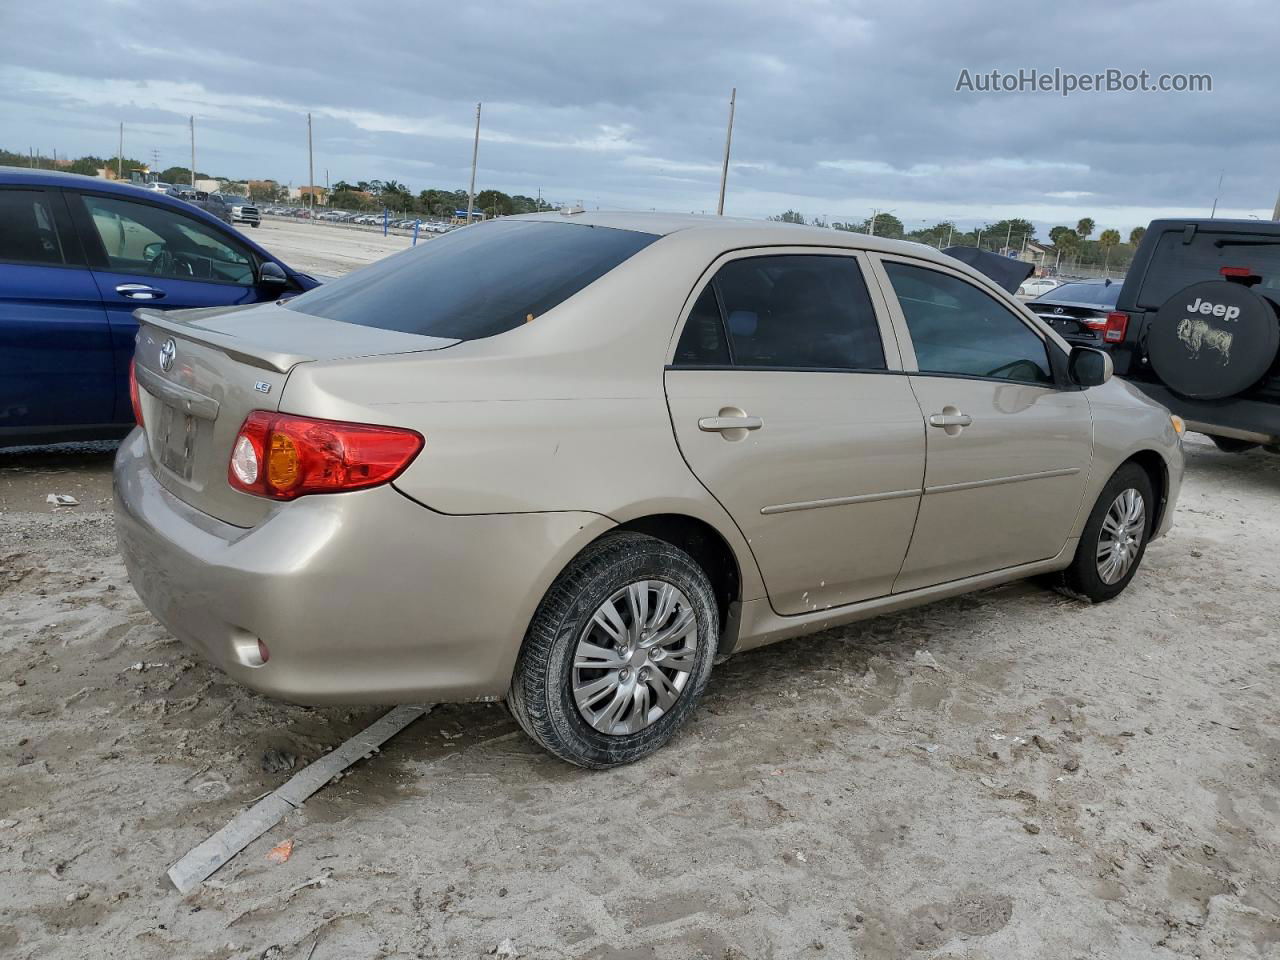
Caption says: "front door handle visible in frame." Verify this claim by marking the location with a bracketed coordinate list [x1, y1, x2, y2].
[699, 415, 763, 432]
[928, 413, 972, 428]
[116, 283, 166, 301]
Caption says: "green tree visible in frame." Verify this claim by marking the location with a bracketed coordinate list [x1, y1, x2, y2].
[769, 210, 806, 224]
[1049, 225, 1078, 249]
[1076, 217, 1095, 241]
[982, 218, 1037, 251]
[1129, 226, 1146, 247]
[1098, 228, 1121, 248]
[475, 189, 514, 217]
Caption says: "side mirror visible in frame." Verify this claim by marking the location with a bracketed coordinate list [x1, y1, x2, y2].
[1068, 346, 1113, 387]
[257, 261, 288, 287]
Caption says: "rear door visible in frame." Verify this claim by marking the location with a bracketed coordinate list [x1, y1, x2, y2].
[0, 186, 114, 436]
[664, 249, 926, 615]
[870, 255, 1093, 592]
[68, 190, 269, 423]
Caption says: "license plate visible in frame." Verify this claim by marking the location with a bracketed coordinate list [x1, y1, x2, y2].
[156, 402, 197, 480]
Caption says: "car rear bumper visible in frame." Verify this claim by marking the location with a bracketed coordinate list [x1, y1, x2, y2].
[1128, 382, 1280, 444]
[113, 429, 612, 704]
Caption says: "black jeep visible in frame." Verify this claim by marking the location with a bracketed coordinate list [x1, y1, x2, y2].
[1107, 218, 1280, 453]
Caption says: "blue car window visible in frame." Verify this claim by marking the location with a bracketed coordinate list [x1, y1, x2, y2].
[0, 189, 66, 265]
[78, 193, 254, 285]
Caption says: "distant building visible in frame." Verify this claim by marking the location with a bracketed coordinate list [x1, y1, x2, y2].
[291, 184, 328, 204]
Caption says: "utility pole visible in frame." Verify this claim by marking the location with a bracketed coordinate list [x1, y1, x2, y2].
[1210, 170, 1224, 218]
[118, 123, 123, 180]
[466, 102, 481, 224]
[1004, 221, 1013, 254]
[1272, 188, 1280, 222]
[716, 87, 736, 216]
[189, 116, 196, 187]
[869, 211, 878, 236]
[307, 113, 315, 211]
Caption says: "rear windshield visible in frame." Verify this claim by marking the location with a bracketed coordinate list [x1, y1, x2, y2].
[1136, 228, 1280, 309]
[284, 219, 659, 340]
[1035, 281, 1121, 306]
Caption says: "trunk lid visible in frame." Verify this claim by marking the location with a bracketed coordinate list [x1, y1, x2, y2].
[133, 303, 457, 527]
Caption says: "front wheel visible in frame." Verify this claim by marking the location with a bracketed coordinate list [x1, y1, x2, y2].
[508, 533, 718, 768]
[1050, 463, 1154, 603]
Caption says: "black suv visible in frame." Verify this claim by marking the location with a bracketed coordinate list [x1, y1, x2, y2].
[1107, 218, 1280, 453]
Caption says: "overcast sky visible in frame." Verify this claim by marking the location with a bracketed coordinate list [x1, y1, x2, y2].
[2, 0, 1276, 238]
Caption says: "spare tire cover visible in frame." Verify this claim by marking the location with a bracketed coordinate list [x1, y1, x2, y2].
[1148, 281, 1280, 399]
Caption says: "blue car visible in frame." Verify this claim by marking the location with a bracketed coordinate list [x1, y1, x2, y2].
[0, 168, 319, 447]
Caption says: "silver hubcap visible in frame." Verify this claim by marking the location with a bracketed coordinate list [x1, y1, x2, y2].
[572, 580, 699, 735]
[1096, 488, 1146, 585]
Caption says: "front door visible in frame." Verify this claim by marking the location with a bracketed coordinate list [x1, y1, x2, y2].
[872, 256, 1093, 592]
[664, 250, 926, 615]
[68, 191, 266, 423]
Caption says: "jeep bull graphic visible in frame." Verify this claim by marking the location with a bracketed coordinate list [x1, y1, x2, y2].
[1177, 317, 1233, 365]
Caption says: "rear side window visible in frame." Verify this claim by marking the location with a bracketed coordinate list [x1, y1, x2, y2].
[285, 220, 658, 340]
[673, 285, 731, 365]
[678, 254, 886, 370]
[0, 189, 65, 265]
[1136, 229, 1280, 309]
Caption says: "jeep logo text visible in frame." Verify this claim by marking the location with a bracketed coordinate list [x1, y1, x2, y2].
[1186, 297, 1241, 322]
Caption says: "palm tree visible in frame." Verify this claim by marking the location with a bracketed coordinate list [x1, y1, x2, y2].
[1076, 217, 1095, 241]
[1129, 226, 1146, 247]
[1098, 228, 1122, 277]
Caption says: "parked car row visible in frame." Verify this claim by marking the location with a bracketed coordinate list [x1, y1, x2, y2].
[260, 205, 456, 233]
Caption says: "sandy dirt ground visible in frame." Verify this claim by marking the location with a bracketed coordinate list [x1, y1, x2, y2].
[1, 436, 1277, 960]
[255, 217, 422, 278]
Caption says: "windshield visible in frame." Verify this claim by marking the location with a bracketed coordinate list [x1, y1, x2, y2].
[1034, 282, 1121, 306]
[284, 219, 659, 341]
[1136, 228, 1280, 309]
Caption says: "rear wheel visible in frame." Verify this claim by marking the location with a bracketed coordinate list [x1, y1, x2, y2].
[508, 533, 718, 768]
[1050, 463, 1154, 603]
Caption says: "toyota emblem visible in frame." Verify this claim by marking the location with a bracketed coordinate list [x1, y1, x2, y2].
[159, 338, 177, 372]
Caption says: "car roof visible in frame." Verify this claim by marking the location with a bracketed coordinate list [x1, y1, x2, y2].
[509, 210, 960, 264]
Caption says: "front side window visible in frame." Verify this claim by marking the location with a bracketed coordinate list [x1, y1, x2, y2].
[78, 193, 255, 285]
[884, 261, 1053, 384]
[676, 254, 886, 370]
[0, 189, 65, 265]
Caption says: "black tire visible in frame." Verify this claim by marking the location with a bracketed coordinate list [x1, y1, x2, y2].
[251, 222, 260, 228]
[1211, 436, 1259, 454]
[508, 533, 719, 769]
[1050, 463, 1155, 603]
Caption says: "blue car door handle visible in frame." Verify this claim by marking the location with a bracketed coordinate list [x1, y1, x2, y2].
[115, 283, 165, 301]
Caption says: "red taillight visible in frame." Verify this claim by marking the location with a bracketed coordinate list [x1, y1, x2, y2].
[1220, 266, 1252, 278]
[1081, 317, 1108, 331]
[128, 357, 144, 427]
[1103, 311, 1129, 344]
[228, 411, 423, 500]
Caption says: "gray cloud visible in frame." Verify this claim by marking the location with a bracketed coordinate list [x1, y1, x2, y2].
[1, 0, 1275, 237]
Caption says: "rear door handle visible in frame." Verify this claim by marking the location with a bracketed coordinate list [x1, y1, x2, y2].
[116, 283, 166, 301]
[699, 415, 763, 432]
[928, 412, 972, 428]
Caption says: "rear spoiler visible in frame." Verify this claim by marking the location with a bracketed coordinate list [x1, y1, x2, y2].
[133, 307, 304, 373]
[941, 246, 1035, 294]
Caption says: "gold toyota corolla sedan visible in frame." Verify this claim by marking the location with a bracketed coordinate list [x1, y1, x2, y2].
[115, 212, 1184, 767]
